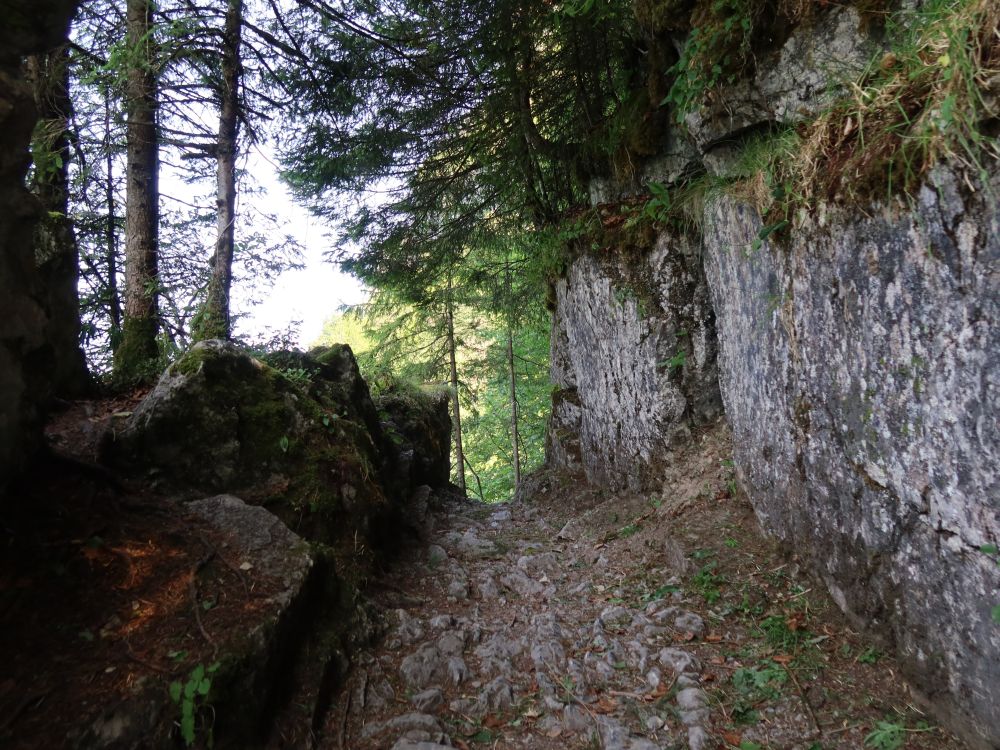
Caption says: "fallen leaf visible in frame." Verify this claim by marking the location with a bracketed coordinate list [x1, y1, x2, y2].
[772, 653, 793, 664]
[592, 696, 618, 714]
[722, 730, 743, 746]
[705, 633, 723, 643]
[239, 561, 253, 571]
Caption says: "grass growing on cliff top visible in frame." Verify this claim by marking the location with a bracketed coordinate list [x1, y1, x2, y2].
[720, 0, 998, 221]
[795, 0, 997, 206]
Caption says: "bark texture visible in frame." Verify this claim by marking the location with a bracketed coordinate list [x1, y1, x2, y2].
[196, 0, 242, 341]
[116, 0, 161, 380]
[27, 46, 91, 397]
[0, 0, 77, 494]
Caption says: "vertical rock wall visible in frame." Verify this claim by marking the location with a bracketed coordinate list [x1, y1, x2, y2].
[702, 169, 1000, 747]
[0, 1, 78, 495]
[546, 5, 999, 742]
[547, 230, 722, 490]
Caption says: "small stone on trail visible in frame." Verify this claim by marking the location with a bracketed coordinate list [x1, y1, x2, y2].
[410, 688, 443, 712]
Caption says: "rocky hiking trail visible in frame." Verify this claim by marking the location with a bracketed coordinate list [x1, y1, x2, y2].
[326, 423, 967, 750]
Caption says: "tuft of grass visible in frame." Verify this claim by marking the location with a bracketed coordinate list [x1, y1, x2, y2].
[788, 0, 997, 208]
[712, 0, 998, 227]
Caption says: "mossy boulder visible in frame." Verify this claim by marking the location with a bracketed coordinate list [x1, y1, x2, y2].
[104, 340, 450, 546]
[374, 379, 452, 493]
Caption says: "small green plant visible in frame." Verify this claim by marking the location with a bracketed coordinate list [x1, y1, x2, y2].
[641, 180, 675, 223]
[618, 523, 641, 538]
[758, 613, 809, 651]
[749, 218, 789, 252]
[663, 0, 762, 120]
[278, 366, 313, 386]
[858, 646, 883, 664]
[664, 349, 686, 370]
[169, 662, 220, 747]
[641, 583, 682, 604]
[864, 720, 906, 750]
[729, 659, 788, 725]
[692, 562, 725, 603]
[278, 435, 290, 453]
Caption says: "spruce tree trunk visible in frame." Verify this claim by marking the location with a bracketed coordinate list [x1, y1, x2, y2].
[116, 0, 160, 380]
[446, 281, 466, 494]
[26, 45, 91, 397]
[0, 0, 79, 493]
[507, 327, 521, 488]
[196, 0, 242, 341]
[104, 86, 122, 346]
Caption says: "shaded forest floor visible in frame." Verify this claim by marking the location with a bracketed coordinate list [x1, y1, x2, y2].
[335, 421, 968, 750]
[0, 393, 290, 748]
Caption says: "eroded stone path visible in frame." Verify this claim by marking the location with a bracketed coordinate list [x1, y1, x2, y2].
[323, 427, 966, 750]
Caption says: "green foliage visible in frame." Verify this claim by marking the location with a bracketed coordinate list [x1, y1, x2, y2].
[864, 720, 907, 750]
[691, 561, 725, 603]
[663, 0, 759, 120]
[169, 662, 220, 747]
[858, 646, 883, 664]
[730, 660, 788, 724]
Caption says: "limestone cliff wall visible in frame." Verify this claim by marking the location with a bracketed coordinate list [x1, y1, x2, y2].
[548, 231, 722, 490]
[546, 3, 999, 745]
[703, 167, 999, 747]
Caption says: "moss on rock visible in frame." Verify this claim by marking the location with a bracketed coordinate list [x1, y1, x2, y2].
[104, 340, 450, 550]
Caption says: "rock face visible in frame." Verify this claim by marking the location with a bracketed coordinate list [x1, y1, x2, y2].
[545, 4, 1000, 745]
[0, 0, 77, 495]
[548, 231, 722, 490]
[106, 340, 451, 545]
[76, 494, 319, 750]
[703, 167, 1000, 747]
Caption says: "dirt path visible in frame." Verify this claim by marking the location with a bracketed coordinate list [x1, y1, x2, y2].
[326, 422, 967, 750]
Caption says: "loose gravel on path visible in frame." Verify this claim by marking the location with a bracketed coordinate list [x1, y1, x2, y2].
[324, 423, 966, 750]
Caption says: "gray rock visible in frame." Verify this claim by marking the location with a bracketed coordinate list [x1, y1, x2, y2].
[400, 645, 448, 689]
[441, 529, 497, 559]
[517, 552, 560, 576]
[426, 544, 448, 566]
[428, 614, 455, 630]
[500, 569, 545, 598]
[673, 612, 704, 637]
[447, 576, 469, 600]
[437, 630, 465, 656]
[187, 495, 312, 595]
[475, 574, 500, 599]
[395, 610, 426, 646]
[476, 677, 515, 713]
[703, 165, 1000, 747]
[446, 655, 468, 684]
[361, 712, 442, 739]
[547, 241, 721, 491]
[596, 717, 630, 749]
[562, 704, 592, 733]
[390, 741, 454, 750]
[675, 687, 709, 726]
[410, 688, 444, 713]
[687, 725, 711, 750]
[658, 648, 699, 675]
[599, 605, 631, 629]
[530, 639, 566, 670]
